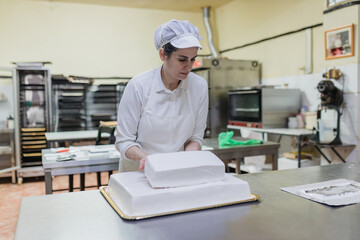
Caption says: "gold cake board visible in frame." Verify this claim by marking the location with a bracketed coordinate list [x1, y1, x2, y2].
[100, 186, 260, 220]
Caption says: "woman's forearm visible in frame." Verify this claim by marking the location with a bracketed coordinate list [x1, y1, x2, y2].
[184, 140, 201, 151]
[125, 146, 148, 161]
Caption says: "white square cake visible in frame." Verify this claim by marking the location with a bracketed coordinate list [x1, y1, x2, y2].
[145, 151, 225, 188]
[107, 171, 252, 217]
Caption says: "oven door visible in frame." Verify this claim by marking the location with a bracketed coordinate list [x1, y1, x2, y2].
[228, 90, 261, 123]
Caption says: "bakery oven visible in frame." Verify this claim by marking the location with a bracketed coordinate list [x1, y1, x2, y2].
[228, 88, 301, 128]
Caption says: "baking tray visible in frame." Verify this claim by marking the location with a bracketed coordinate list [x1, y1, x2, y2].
[21, 128, 46, 132]
[22, 136, 46, 141]
[100, 186, 259, 220]
[21, 132, 45, 136]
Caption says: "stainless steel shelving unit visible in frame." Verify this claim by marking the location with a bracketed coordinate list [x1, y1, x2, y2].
[0, 128, 18, 183]
[51, 76, 129, 132]
[13, 62, 53, 183]
[87, 79, 128, 129]
[52, 75, 90, 132]
[0, 68, 19, 183]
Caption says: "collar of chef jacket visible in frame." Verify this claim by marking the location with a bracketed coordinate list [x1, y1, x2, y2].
[154, 70, 189, 94]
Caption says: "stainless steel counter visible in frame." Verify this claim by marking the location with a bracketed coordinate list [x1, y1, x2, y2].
[16, 163, 360, 240]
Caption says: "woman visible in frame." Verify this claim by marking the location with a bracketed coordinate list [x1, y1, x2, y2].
[115, 19, 208, 171]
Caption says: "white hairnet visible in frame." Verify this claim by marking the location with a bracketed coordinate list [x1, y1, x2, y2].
[154, 19, 202, 50]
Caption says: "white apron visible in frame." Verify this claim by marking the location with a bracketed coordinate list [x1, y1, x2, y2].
[119, 75, 195, 172]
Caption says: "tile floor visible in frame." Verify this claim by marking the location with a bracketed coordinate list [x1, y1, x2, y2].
[0, 172, 112, 240]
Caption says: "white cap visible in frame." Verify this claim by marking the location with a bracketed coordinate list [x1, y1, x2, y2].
[154, 19, 202, 51]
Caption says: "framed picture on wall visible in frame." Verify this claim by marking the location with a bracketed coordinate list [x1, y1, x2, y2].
[326, 0, 358, 9]
[325, 24, 354, 60]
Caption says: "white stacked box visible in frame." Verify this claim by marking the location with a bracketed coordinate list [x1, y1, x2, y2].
[145, 151, 225, 188]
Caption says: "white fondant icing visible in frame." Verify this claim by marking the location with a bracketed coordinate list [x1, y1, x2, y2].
[107, 172, 252, 217]
[145, 151, 225, 188]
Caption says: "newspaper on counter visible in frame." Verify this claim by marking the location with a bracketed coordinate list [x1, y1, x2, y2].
[281, 179, 360, 206]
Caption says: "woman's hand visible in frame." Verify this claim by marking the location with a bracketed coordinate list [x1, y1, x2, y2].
[139, 156, 147, 171]
[125, 146, 148, 170]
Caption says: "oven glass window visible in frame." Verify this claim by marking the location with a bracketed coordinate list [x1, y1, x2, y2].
[228, 91, 261, 122]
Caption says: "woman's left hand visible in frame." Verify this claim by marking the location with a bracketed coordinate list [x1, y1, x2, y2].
[139, 156, 147, 171]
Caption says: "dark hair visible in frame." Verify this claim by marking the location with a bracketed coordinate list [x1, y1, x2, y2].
[162, 42, 178, 56]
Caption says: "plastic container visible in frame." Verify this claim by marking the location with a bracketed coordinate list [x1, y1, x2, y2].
[6, 115, 14, 129]
[288, 117, 298, 129]
[296, 114, 304, 128]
